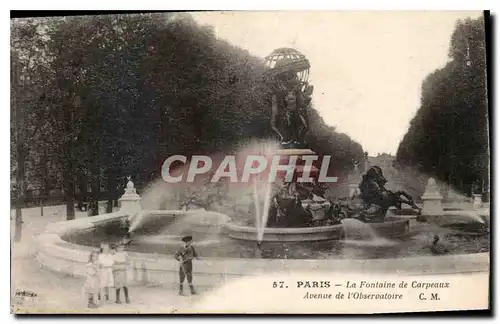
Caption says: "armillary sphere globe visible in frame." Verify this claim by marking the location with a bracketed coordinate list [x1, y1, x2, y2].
[263, 47, 311, 93]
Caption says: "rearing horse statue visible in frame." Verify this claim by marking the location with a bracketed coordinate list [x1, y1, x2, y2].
[338, 166, 421, 221]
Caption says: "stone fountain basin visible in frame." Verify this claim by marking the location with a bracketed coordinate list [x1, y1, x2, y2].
[35, 210, 490, 288]
[224, 217, 410, 242]
[37, 211, 490, 287]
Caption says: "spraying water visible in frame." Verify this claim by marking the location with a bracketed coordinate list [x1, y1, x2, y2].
[253, 179, 262, 231]
[340, 218, 396, 247]
[129, 210, 228, 246]
[244, 140, 280, 243]
[126, 179, 181, 234]
[128, 210, 146, 233]
[252, 176, 274, 243]
[459, 210, 487, 224]
[258, 180, 273, 242]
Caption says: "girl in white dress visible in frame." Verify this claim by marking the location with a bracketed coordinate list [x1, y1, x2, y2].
[83, 250, 100, 308]
[112, 243, 131, 304]
[97, 243, 115, 302]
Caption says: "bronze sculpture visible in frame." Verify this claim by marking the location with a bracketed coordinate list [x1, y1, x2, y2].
[341, 166, 421, 221]
[264, 49, 314, 149]
[261, 48, 420, 226]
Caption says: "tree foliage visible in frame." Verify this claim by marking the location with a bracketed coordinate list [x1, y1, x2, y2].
[396, 17, 489, 195]
[11, 13, 365, 216]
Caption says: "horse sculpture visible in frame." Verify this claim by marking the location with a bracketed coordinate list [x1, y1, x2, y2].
[328, 166, 421, 222]
[264, 166, 421, 227]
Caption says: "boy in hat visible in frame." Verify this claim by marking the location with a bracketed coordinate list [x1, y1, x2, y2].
[174, 235, 198, 295]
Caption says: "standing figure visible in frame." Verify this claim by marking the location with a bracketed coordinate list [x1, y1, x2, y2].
[174, 236, 199, 296]
[83, 250, 100, 309]
[283, 90, 300, 143]
[297, 84, 312, 142]
[270, 87, 311, 146]
[97, 243, 115, 303]
[271, 94, 286, 142]
[112, 243, 131, 304]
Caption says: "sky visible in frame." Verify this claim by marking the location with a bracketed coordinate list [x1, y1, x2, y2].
[191, 11, 483, 156]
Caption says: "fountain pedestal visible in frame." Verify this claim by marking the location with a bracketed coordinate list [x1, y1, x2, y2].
[347, 160, 362, 198]
[421, 177, 443, 220]
[348, 183, 360, 199]
[119, 177, 142, 218]
[473, 194, 483, 209]
[275, 148, 317, 181]
[273, 148, 330, 224]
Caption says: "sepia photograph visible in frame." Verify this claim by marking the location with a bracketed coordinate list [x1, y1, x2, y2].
[10, 9, 490, 314]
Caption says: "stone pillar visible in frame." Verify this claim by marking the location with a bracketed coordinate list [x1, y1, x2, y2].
[348, 183, 360, 199]
[421, 177, 443, 217]
[473, 194, 483, 209]
[274, 148, 318, 183]
[347, 160, 362, 198]
[119, 176, 142, 217]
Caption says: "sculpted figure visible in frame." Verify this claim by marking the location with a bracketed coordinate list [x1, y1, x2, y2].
[360, 166, 388, 203]
[270, 83, 312, 146]
[267, 182, 313, 228]
[358, 166, 420, 220]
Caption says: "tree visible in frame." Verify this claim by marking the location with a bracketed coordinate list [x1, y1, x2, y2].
[13, 13, 366, 224]
[396, 17, 488, 196]
[11, 18, 57, 240]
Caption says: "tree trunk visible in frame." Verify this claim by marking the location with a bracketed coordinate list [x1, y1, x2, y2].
[63, 164, 75, 220]
[12, 61, 24, 242]
[43, 161, 50, 199]
[90, 145, 100, 216]
[63, 114, 76, 220]
[14, 143, 25, 242]
[77, 169, 88, 209]
[106, 168, 117, 214]
[62, 92, 76, 220]
[91, 176, 100, 216]
[40, 147, 49, 216]
[63, 137, 75, 220]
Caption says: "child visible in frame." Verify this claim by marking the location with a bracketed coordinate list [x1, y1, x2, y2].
[83, 250, 100, 309]
[112, 243, 131, 304]
[174, 235, 198, 296]
[97, 243, 115, 302]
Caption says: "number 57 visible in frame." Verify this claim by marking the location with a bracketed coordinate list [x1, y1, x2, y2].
[272, 281, 285, 288]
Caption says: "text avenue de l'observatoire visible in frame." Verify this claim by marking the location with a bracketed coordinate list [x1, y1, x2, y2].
[270, 280, 451, 301]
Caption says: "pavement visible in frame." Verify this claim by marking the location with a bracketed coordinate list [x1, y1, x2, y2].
[10, 205, 209, 314]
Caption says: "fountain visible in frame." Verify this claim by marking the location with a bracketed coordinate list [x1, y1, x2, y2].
[34, 160, 490, 288]
[224, 48, 414, 243]
[34, 47, 490, 289]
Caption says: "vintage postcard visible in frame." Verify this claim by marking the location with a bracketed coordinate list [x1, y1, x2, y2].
[10, 10, 490, 314]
